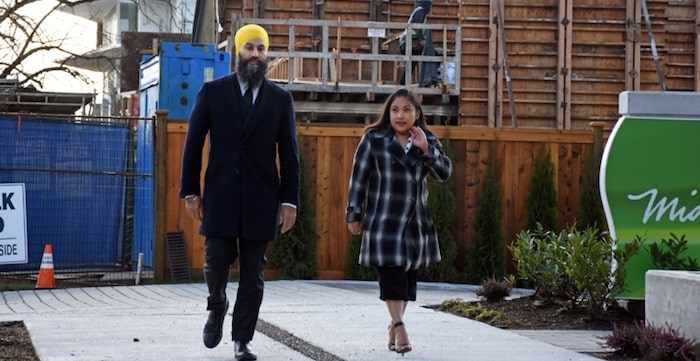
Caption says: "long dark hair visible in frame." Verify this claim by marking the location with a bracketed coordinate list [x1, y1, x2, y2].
[365, 88, 427, 132]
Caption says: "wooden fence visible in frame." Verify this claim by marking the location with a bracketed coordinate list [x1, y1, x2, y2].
[160, 120, 597, 280]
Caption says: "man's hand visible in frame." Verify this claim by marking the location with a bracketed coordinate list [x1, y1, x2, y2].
[278, 204, 297, 234]
[185, 196, 203, 221]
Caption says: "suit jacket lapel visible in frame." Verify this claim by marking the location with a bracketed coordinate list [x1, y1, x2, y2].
[376, 129, 410, 169]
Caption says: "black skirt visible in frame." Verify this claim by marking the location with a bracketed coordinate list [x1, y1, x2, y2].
[375, 266, 418, 301]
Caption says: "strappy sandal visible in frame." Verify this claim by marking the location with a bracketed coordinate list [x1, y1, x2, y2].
[387, 322, 396, 351]
[393, 321, 412, 355]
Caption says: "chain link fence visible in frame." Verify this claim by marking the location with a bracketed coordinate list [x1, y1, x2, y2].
[0, 113, 155, 288]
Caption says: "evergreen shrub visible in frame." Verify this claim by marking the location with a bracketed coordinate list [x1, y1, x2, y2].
[272, 150, 316, 279]
[420, 131, 457, 282]
[465, 142, 504, 283]
[525, 146, 557, 230]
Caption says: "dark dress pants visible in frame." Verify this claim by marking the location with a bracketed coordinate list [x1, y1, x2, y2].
[204, 237, 268, 342]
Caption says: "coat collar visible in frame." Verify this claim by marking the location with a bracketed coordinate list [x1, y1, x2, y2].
[369, 127, 419, 168]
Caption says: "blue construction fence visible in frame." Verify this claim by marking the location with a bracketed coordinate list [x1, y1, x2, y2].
[0, 114, 154, 285]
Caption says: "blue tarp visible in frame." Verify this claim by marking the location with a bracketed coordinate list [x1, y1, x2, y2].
[0, 116, 129, 271]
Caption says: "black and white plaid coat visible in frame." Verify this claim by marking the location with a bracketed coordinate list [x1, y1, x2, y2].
[345, 127, 453, 270]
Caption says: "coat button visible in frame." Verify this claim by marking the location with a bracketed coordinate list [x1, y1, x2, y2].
[235, 169, 240, 174]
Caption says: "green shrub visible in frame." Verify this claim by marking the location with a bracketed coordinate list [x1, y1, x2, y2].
[511, 224, 642, 314]
[648, 233, 700, 271]
[525, 147, 557, 230]
[465, 142, 504, 283]
[420, 131, 458, 282]
[511, 224, 571, 300]
[272, 150, 316, 279]
[577, 145, 606, 230]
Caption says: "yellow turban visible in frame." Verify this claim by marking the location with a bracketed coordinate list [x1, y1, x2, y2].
[234, 24, 269, 53]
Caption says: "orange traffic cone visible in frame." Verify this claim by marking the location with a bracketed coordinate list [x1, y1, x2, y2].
[36, 244, 56, 289]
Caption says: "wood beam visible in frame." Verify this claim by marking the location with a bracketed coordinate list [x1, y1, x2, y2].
[488, 0, 500, 127]
[293, 101, 457, 118]
[625, 0, 641, 90]
[557, 0, 572, 130]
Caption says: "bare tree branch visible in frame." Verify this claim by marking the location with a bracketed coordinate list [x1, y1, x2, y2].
[0, 0, 102, 89]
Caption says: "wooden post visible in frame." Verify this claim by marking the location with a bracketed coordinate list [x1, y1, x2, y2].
[442, 25, 448, 86]
[556, 0, 572, 130]
[335, 17, 342, 88]
[154, 109, 169, 282]
[371, 36, 378, 87]
[322, 24, 329, 87]
[625, 0, 641, 90]
[488, 1, 499, 127]
[288, 25, 296, 84]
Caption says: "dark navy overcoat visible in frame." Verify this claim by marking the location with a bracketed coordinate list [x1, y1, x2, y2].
[180, 74, 299, 241]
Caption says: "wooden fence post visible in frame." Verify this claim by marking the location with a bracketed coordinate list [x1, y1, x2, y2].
[154, 109, 169, 282]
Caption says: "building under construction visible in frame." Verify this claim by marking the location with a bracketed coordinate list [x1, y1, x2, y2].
[190, 0, 699, 129]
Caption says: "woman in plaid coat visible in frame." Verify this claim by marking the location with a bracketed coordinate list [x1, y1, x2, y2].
[346, 88, 452, 355]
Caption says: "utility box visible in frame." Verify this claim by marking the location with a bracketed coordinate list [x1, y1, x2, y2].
[139, 42, 230, 120]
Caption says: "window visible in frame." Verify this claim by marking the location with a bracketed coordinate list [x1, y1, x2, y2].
[119, 2, 137, 33]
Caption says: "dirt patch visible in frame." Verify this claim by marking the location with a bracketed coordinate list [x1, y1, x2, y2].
[432, 295, 644, 360]
[0, 321, 39, 361]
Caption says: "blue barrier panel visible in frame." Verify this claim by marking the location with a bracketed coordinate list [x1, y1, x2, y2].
[0, 116, 129, 271]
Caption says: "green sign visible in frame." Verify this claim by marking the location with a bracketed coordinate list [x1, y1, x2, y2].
[600, 116, 700, 298]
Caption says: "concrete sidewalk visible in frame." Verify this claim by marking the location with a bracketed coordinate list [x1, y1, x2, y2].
[0, 280, 611, 361]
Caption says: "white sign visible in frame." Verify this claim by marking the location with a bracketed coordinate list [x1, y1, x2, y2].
[0, 183, 28, 264]
[367, 28, 386, 38]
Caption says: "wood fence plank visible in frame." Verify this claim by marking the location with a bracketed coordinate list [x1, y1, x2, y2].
[315, 136, 332, 271]
[452, 137, 470, 270]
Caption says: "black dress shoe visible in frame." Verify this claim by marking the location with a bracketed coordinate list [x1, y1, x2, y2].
[202, 300, 229, 348]
[234, 340, 257, 361]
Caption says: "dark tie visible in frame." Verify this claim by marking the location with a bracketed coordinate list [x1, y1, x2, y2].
[243, 85, 253, 116]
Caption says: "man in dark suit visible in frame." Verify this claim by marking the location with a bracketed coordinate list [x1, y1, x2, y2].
[179, 24, 300, 361]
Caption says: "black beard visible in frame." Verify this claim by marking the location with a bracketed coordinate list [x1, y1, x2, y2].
[237, 56, 268, 84]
